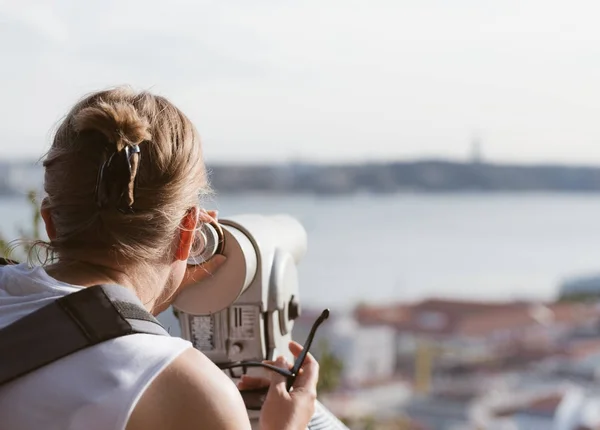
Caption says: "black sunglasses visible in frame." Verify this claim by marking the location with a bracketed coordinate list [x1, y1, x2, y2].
[217, 309, 330, 410]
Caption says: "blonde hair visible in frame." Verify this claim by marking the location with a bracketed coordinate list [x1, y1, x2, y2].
[42, 87, 210, 263]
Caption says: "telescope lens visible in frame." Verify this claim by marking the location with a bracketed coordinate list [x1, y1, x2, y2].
[187, 222, 224, 265]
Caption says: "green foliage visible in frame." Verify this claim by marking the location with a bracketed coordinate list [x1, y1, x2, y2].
[361, 415, 378, 430]
[558, 292, 598, 303]
[0, 235, 9, 258]
[316, 338, 344, 395]
[0, 190, 44, 262]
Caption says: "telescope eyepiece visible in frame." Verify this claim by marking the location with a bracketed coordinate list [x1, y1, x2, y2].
[187, 221, 225, 265]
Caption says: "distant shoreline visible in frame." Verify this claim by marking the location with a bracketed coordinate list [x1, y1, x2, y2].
[4, 159, 600, 195]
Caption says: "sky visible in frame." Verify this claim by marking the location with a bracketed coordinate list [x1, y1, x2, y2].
[1, 0, 600, 165]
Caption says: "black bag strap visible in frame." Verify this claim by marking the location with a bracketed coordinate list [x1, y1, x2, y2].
[0, 283, 169, 387]
[0, 258, 18, 266]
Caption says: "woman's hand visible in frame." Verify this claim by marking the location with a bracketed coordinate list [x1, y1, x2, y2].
[238, 341, 319, 430]
[179, 253, 227, 290]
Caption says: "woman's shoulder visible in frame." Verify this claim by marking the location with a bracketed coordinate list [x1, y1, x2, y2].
[126, 346, 252, 430]
[0, 333, 193, 430]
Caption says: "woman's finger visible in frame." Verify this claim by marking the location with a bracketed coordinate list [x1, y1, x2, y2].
[237, 375, 270, 391]
[262, 359, 293, 370]
[266, 356, 290, 397]
[181, 254, 226, 288]
[199, 209, 219, 223]
[289, 341, 304, 358]
[288, 341, 319, 390]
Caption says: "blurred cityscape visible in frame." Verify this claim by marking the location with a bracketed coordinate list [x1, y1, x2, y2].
[295, 292, 600, 429]
[6, 158, 600, 196]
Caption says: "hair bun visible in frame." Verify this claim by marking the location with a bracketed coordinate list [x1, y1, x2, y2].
[73, 100, 151, 149]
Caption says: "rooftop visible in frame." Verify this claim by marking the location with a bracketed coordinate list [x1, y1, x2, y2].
[355, 298, 599, 337]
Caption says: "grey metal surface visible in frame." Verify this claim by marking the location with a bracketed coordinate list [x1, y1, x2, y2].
[307, 401, 349, 430]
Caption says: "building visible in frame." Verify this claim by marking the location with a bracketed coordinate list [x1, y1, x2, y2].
[355, 299, 600, 382]
[554, 387, 600, 430]
[559, 273, 600, 300]
[479, 392, 565, 430]
[471, 384, 600, 429]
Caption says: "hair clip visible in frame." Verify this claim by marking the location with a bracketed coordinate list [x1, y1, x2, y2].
[94, 144, 142, 213]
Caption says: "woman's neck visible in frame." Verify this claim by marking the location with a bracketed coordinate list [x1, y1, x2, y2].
[44, 259, 168, 312]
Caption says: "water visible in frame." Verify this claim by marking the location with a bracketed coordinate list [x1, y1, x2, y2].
[2, 192, 600, 310]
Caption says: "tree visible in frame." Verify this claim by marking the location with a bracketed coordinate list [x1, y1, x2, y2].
[0, 190, 44, 262]
[316, 338, 344, 395]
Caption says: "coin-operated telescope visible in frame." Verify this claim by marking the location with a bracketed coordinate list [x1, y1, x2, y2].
[173, 215, 348, 429]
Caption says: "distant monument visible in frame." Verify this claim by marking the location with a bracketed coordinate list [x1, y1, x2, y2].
[470, 134, 483, 165]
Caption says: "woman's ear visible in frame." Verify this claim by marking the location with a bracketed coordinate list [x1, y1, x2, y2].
[40, 198, 56, 241]
[175, 207, 199, 261]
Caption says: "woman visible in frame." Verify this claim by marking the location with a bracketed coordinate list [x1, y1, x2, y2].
[0, 87, 318, 429]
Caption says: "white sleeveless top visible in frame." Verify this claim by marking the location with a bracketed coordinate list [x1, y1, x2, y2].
[0, 264, 192, 430]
